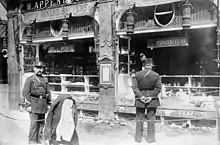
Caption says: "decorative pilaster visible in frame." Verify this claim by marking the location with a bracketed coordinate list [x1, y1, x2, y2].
[7, 10, 21, 110]
[98, 0, 115, 119]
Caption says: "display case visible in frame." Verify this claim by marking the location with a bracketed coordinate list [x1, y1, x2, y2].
[45, 74, 99, 101]
[119, 46, 137, 74]
[38, 41, 99, 100]
[23, 45, 36, 73]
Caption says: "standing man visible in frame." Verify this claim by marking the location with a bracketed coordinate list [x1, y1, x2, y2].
[132, 58, 162, 144]
[139, 53, 147, 70]
[22, 61, 51, 144]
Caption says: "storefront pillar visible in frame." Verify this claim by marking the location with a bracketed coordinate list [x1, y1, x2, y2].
[98, 1, 115, 120]
[7, 10, 20, 110]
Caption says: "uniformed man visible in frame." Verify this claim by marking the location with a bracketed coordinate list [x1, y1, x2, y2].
[22, 61, 51, 144]
[132, 58, 162, 144]
[140, 53, 147, 70]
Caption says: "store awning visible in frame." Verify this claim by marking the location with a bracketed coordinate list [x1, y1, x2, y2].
[21, 1, 97, 23]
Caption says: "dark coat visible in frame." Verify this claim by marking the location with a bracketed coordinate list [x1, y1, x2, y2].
[44, 95, 79, 145]
[132, 68, 162, 108]
[22, 74, 51, 114]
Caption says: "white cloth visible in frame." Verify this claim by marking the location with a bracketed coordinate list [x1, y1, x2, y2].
[56, 99, 75, 142]
[117, 74, 135, 105]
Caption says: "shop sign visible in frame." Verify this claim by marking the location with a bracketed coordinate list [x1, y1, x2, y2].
[118, 0, 183, 8]
[156, 109, 216, 119]
[48, 44, 75, 53]
[22, 0, 91, 11]
[147, 37, 189, 48]
[170, 110, 204, 118]
[22, 1, 95, 23]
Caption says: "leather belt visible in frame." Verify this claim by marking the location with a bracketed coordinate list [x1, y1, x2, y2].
[31, 94, 46, 99]
[140, 88, 154, 91]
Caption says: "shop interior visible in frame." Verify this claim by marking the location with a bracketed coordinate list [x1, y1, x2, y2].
[119, 27, 218, 87]
[38, 38, 99, 92]
[119, 27, 217, 75]
[39, 38, 98, 75]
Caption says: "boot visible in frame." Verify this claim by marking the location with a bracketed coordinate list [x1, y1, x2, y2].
[135, 121, 144, 143]
[146, 121, 156, 143]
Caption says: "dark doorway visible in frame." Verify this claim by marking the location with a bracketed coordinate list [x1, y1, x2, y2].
[0, 38, 8, 84]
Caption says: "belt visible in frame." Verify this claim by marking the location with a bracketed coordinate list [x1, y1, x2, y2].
[140, 88, 154, 91]
[31, 94, 46, 99]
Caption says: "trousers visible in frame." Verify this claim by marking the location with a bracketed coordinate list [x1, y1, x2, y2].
[135, 107, 157, 143]
[29, 113, 45, 144]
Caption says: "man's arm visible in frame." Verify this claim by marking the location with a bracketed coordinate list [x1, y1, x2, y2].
[22, 77, 32, 106]
[131, 76, 143, 98]
[148, 75, 162, 97]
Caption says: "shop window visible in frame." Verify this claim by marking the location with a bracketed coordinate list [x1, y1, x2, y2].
[23, 45, 36, 73]
[38, 39, 99, 95]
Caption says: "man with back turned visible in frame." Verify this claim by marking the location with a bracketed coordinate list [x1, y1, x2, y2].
[132, 58, 162, 144]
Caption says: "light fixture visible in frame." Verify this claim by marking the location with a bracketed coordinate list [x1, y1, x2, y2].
[24, 19, 36, 44]
[126, 8, 136, 35]
[180, 0, 192, 32]
[62, 18, 69, 40]
[25, 25, 33, 44]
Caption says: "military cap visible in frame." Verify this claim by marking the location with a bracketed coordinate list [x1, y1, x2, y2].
[34, 61, 45, 67]
[143, 58, 155, 66]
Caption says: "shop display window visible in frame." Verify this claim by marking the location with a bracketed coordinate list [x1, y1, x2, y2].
[23, 45, 36, 73]
[36, 39, 99, 95]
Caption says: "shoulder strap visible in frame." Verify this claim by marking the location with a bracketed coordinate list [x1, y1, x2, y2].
[138, 70, 151, 84]
[143, 70, 151, 78]
[33, 75, 47, 90]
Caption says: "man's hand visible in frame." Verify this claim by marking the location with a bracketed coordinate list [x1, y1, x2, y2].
[140, 96, 152, 103]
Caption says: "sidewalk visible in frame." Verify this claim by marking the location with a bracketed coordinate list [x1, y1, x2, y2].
[0, 110, 219, 145]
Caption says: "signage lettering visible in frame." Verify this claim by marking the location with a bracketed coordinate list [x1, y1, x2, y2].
[48, 44, 75, 53]
[170, 110, 204, 118]
[22, 2, 95, 23]
[22, 0, 90, 11]
[147, 37, 189, 48]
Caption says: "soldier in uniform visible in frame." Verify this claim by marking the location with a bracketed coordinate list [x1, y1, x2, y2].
[22, 61, 51, 144]
[132, 58, 162, 144]
[140, 53, 147, 70]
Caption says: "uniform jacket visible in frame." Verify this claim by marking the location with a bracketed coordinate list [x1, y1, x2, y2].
[132, 68, 162, 108]
[22, 74, 51, 114]
[44, 95, 79, 145]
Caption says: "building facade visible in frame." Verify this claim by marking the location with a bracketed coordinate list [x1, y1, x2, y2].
[14, 0, 220, 119]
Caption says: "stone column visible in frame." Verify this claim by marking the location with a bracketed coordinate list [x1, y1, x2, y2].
[98, 1, 115, 119]
[7, 10, 20, 110]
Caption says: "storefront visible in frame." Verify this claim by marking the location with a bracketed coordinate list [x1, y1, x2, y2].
[18, 0, 220, 119]
[19, 0, 100, 104]
[114, 0, 219, 119]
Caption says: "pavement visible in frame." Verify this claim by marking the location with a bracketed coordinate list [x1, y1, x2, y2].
[0, 109, 219, 145]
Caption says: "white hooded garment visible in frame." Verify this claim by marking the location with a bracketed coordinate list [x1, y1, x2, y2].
[56, 99, 75, 142]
